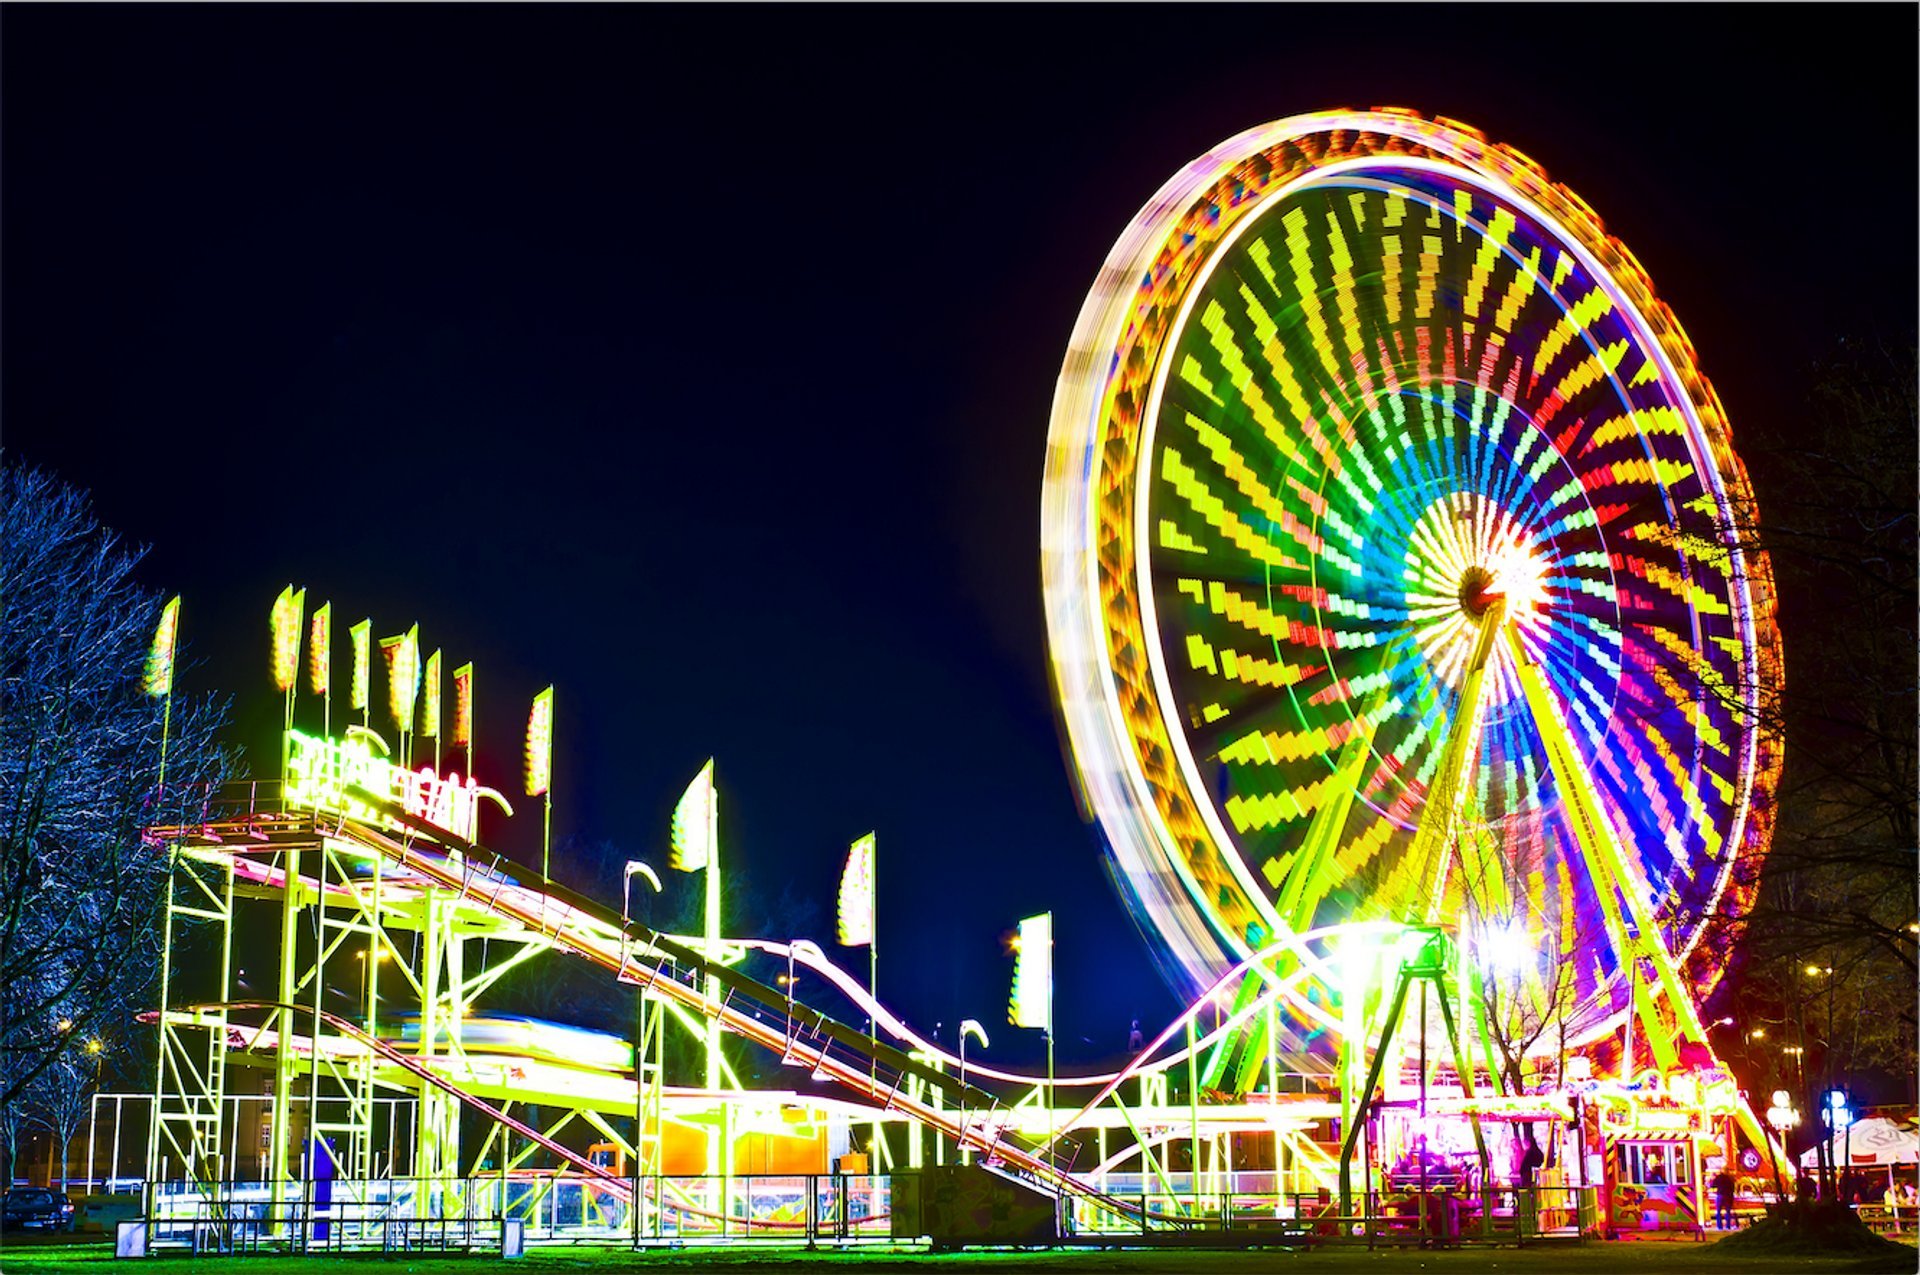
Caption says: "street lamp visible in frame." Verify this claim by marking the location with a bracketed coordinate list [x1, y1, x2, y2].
[622, 860, 662, 1190]
[1765, 1090, 1800, 1200]
[957, 1020, 989, 1165]
[622, 861, 662, 934]
[1804, 963, 1836, 1192]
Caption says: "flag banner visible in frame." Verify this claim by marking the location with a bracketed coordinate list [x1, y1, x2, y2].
[838, 833, 875, 947]
[1009, 912, 1052, 1029]
[452, 662, 474, 748]
[145, 596, 181, 698]
[309, 602, 332, 696]
[525, 685, 554, 796]
[670, 759, 715, 872]
[350, 620, 371, 712]
[380, 626, 420, 734]
[421, 649, 442, 738]
[270, 586, 305, 692]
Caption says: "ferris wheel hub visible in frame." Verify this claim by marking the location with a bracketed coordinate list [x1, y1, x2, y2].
[1457, 566, 1499, 618]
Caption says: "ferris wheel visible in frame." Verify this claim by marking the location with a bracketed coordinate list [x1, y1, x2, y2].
[1042, 110, 1782, 1058]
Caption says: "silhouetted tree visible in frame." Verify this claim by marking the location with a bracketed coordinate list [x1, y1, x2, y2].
[0, 462, 229, 1181]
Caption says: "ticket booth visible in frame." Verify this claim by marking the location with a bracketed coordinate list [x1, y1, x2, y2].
[1589, 1074, 1717, 1235]
[1609, 1137, 1701, 1232]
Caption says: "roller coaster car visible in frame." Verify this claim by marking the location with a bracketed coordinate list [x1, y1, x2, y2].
[379, 1012, 633, 1073]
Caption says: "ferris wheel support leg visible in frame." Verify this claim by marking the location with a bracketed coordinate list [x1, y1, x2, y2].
[1504, 628, 1711, 1071]
[1338, 970, 1413, 1216]
[1410, 598, 1507, 923]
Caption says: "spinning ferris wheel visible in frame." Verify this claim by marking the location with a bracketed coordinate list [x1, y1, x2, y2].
[1042, 110, 1782, 1059]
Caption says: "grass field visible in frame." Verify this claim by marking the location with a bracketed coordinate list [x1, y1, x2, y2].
[1, 1235, 1914, 1275]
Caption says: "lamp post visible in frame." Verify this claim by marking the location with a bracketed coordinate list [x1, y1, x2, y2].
[1805, 963, 1834, 1193]
[958, 1020, 988, 1166]
[1765, 1091, 1799, 1203]
[623, 860, 661, 1197]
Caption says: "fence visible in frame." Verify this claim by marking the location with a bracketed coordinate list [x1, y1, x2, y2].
[140, 1171, 1597, 1253]
[142, 1172, 894, 1253]
[1066, 1179, 1598, 1246]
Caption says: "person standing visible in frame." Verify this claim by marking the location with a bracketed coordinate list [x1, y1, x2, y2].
[1710, 1167, 1737, 1230]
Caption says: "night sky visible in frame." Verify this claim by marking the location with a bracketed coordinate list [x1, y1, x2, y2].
[5, 6, 1915, 1069]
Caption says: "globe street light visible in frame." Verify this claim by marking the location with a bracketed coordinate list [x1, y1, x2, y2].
[1764, 1090, 1800, 1200]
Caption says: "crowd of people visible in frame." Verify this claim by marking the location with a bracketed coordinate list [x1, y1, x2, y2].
[1789, 1167, 1917, 1208]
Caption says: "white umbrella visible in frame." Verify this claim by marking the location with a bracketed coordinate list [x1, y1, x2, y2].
[1798, 1116, 1920, 1169]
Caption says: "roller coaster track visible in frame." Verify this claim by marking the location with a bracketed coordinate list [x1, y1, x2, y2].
[304, 797, 1149, 1223]
[172, 1000, 634, 1201]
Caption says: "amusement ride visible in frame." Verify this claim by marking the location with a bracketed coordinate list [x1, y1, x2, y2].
[118, 109, 1782, 1250]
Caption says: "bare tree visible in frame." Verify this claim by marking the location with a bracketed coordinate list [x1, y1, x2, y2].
[1724, 339, 1919, 1089]
[0, 462, 229, 1182]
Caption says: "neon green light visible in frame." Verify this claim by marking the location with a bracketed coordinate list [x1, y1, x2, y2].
[421, 648, 442, 738]
[309, 601, 331, 696]
[145, 595, 180, 698]
[283, 728, 510, 840]
[349, 619, 371, 712]
[270, 585, 305, 692]
[451, 662, 474, 748]
[379, 625, 420, 734]
[669, 757, 713, 870]
[524, 685, 554, 797]
[1009, 912, 1052, 1029]
[837, 833, 875, 947]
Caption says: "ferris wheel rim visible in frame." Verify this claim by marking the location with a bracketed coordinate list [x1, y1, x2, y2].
[1128, 148, 1765, 973]
[1042, 108, 1783, 1047]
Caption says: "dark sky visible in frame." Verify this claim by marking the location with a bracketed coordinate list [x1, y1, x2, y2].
[5, 5, 1915, 1068]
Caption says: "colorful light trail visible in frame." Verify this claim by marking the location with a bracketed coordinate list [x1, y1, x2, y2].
[1042, 110, 1781, 1054]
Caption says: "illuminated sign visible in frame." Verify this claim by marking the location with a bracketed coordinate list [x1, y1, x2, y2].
[1009, 912, 1052, 1030]
[1595, 1091, 1710, 1139]
[452, 663, 474, 748]
[284, 729, 510, 841]
[421, 649, 442, 739]
[270, 586, 305, 692]
[837, 833, 875, 947]
[525, 686, 554, 797]
[146, 595, 181, 698]
[309, 602, 332, 696]
[350, 620, 371, 712]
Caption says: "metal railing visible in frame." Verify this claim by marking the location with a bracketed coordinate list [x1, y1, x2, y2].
[141, 1172, 1596, 1253]
[1068, 1181, 1597, 1245]
[140, 1172, 897, 1253]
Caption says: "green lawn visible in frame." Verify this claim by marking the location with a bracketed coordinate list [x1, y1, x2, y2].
[1, 1235, 1914, 1275]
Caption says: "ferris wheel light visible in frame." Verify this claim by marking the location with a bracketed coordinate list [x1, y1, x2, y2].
[1479, 921, 1536, 973]
[1040, 109, 1779, 1060]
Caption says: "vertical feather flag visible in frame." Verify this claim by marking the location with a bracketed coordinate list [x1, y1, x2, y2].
[837, 834, 875, 947]
[1009, 912, 1052, 1029]
[145, 596, 181, 698]
[308, 602, 332, 696]
[524, 686, 554, 796]
[451, 663, 474, 748]
[669, 759, 715, 872]
[421, 649, 442, 738]
[379, 625, 420, 734]
[270, 586, 305, 691]
[349, 620, 371, 712]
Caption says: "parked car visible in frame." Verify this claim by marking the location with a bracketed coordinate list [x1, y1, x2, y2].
[1, 1187, 77, 1232]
